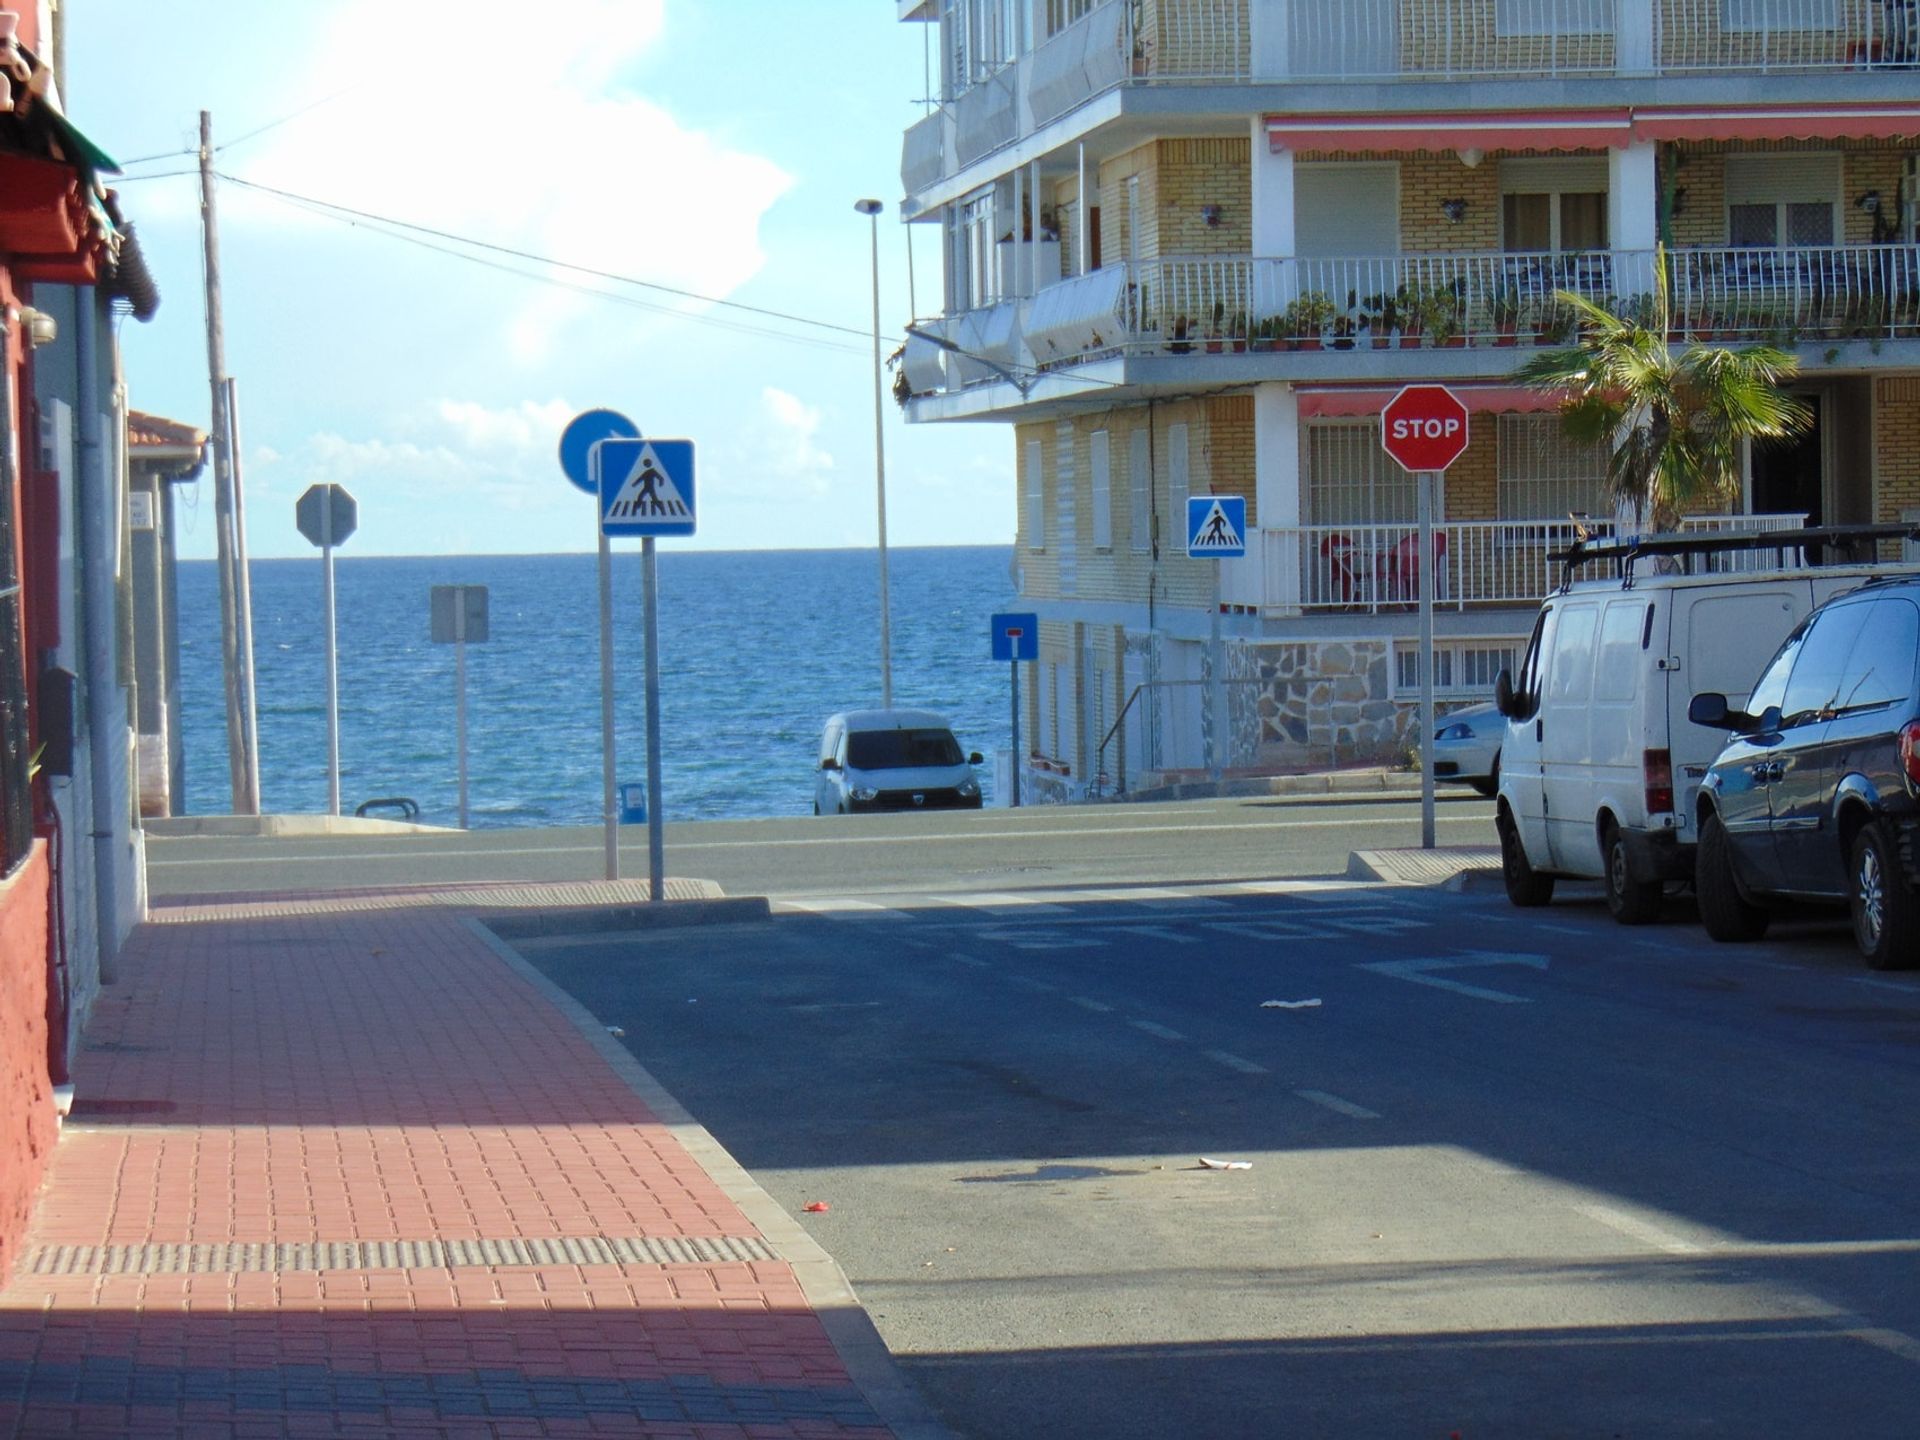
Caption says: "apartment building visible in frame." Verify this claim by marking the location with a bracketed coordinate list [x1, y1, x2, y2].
[894, 0, 1920, 800]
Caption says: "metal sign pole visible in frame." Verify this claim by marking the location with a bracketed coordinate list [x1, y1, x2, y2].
[642, 537, 666, 901]
[598, 529, 618, 882]
[1418, 472, 1437, 850]
[1010, 660, 1021, 809]
[1209, 560, 1225, 783]
[456, 609, 469, 831]
[321, 518, 339, 818]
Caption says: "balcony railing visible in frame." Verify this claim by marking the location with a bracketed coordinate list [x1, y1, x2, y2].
[1287, 0, 1626, 79]
[1259, 513, 1808, 614]
[1659, 0, 1918, 73]
[1053, 246, 1917, 366]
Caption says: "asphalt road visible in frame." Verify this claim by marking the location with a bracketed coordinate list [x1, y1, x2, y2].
[144, 793, 1495, 898]
[516, 881, 1920, 1440]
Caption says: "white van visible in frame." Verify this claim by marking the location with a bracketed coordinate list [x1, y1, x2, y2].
[1494, 554, 1902, 922]
[815, 709, 985, 815]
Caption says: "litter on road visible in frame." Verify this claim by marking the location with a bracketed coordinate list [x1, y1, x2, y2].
[605, 1025, 626, 1037]
[1261, 998, 1322, 1009]
[804, 1201, 831, 1213]
[1198, 1158, 1252, 1171]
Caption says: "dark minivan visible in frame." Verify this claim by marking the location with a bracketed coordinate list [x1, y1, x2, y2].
[1688, 577, 1920, 968]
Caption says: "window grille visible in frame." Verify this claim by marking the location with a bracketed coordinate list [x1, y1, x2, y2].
[1307, 422, 1415, 525]
[1497, 414, 1609, 520]
[1394, 642, 1522, 701]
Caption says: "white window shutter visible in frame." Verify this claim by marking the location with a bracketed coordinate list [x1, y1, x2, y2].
[1129, 429, 1151, 552]
[1090, 430, 1112, 550]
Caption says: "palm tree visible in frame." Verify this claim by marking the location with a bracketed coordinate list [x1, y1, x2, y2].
[1512, 246, 1811, 533]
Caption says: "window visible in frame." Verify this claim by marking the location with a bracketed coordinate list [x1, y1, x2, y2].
[1393, 642, 1522, 701]
[848, 728, 965, 770]
[1745, 620, 1807, 717]
[1833, 600, 1919, 713]
[1547, 604, 1598, 705]
[1129, 429, 1151, 552]
[1308, 422, 1415, 525]
[1780, 603, 1871, 726]
[1090, 430, 1113, 551]
[1724, 155, 1839, 250]
[1495, 0, 1612, 34]
[1500, 158, 1607, 252]
[1043, 0, 1101, 40]
[1722, 0, 1840, 30]
[1595, 602, 1649, 702]
[1498, 415, 1609, 519]
[1513, 606, 1556, 718]
[1025, 439, 1045, 549]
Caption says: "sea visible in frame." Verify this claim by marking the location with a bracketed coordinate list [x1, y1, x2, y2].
[175, 547, 1017, 827]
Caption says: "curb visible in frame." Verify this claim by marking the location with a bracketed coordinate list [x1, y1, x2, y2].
[145, 814, 453, 838]
[483, 896, 772, 939]
[467, 918, 954, 1440]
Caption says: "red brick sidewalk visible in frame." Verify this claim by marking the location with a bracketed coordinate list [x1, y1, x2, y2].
[0, 890, 899, 1438]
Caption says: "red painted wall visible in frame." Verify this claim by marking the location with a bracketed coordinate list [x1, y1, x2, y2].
[0, 845, 54, 1284]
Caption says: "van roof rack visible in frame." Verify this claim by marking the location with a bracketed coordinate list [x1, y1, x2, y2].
[1552, 522, 1920, 588]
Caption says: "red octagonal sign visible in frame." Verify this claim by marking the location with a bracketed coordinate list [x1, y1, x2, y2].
[1380, 384, 1470, 474]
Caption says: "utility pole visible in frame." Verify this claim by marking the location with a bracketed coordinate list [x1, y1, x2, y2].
[198, 111, 258, 814]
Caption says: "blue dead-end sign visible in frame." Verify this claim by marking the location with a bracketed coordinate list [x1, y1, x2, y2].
[990, 612, 1039, 662]
[558, 408, 639, 495]
[1187, 495, 1247, 558]
[597, 437, 696, 538]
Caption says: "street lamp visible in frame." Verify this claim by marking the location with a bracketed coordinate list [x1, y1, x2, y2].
[856, 197, 893, 710]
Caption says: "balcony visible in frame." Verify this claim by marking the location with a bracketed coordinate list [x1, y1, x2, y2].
[1248, 513, 1809, 615]
[904, 244, 1920, 399]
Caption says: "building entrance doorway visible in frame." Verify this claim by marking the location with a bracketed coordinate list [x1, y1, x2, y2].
[1750, 393, 1823, 528]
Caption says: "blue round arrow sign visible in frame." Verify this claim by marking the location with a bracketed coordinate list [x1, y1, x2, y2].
[558, 408, 640, 495]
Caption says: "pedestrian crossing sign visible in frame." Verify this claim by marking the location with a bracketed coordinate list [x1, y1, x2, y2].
[1186, 495, 1246, 558]
[595, 437, 696, 538]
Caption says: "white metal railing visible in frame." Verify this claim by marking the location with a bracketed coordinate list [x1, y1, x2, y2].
[1259, 514, 1809, 613]
[1145, 0, 1252, 78]
[1030, 0, 1130, 125]
[1286, 0, 1622, 78]
[1658, 0, 1918, 72]
[1004, 247, 1920, 370]
[902, 111, 945, 197]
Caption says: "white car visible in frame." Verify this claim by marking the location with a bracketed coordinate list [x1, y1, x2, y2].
[1432, 702, 1503, 796]
[815, 709, 984, 815]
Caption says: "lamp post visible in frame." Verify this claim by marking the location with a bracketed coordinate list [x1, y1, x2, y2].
[856, 197, 893, 709]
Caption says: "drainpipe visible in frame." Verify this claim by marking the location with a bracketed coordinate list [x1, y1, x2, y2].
[74, 287, 119, 984]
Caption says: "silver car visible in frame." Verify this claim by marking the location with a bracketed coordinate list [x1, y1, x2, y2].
[1433, 702, 1503, 796]
[815, 709, 985, 815]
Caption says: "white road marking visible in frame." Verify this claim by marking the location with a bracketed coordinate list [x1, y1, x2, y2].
[1070, 887, 1232, 910]
[780, 896, 905, 919]
[976, 929, 1109, 951]
[939, 892, 1074, 916]
[949, 953, 990, 969]
[1204, 920, 1321, 941]
[1573, 1203, 1702, 1255]
[1532, 922, 1591, 936]
[1360, 952, 1548, 1004]
[1294, 1089, 1380, 1120]
[1068, 996, 1114, 1013]
[1852, 1328, 1920, 1366]
[787, 1001, 883, 1014]
[1325, 916, 1430, 935]
[1205, 1050, 1269, 1075]
[150, 813, 1490, 867]
[1128, 1019, 1187, 1042]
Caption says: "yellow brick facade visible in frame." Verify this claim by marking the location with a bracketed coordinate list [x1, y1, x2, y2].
[1876, 378, 1920, 529]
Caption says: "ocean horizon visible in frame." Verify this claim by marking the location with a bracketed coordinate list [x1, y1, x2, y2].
[175, 546, 1018, 827]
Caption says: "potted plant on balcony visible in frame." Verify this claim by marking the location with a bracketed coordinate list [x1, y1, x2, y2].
[1228, 310, 1249, 353]
[1421, 282, 1466, 348]
[1167, 314, 1193, 354]
[1361, 292, 1396, 350]
[1489, 286, 1521, 347]
[1394, 284, 1425, 348]
[1282, 291, 1337, 351]
[1204, 302, 1226, 354]
[1249, 315, 1284, 353]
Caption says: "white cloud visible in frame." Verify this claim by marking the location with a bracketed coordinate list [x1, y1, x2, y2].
[244, 0, 793, 356]
[435, 398, 577, 454]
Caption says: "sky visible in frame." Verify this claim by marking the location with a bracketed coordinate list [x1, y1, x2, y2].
[68, 1, 1011, 560]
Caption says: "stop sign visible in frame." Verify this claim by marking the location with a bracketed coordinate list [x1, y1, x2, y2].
[1380, 384, 1470, 474]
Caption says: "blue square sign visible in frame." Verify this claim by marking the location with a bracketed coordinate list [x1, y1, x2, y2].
[990, 612, 1039, 662]
[596, 438, 696, 538]
[1186, 495, 1246, 558]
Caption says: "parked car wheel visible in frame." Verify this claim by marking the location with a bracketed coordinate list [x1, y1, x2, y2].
[1469, 754, 1501, 798]
[1850, 823, 1919, 971]
[1603, 822, 1664, 926]
[1499, 810, 1554, 908]
[1696, 811, 1769, 943]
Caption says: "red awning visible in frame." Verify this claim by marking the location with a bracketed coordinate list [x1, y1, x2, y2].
[1296, 385, 1562, 419]
[1631, 103, 1920, 143]
[1266, 109, 1632, 153]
